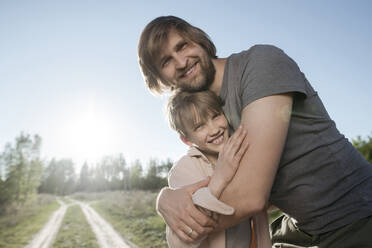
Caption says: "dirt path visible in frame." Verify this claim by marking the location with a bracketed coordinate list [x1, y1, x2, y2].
[25, 199, 68, 248]
[73, 199, 133, 248]
[26, 197, 134, 248]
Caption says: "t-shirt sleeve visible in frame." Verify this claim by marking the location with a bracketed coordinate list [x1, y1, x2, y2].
[240, 45, 308, 108]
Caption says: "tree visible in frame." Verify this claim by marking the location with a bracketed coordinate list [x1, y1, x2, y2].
[353, 134, 372, 163]
[158, 158, 173, 177]
[144, 159, 168, 190]
[129, 159, 143, 189]
[78, 162, 91, 192]
[39, 159, 76, 195]
[0, 133, 43, 208]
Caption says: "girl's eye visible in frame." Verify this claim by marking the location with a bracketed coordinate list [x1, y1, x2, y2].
[194, 123, 204, 132]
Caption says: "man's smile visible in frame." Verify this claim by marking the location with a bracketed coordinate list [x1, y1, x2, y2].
[179, 60, 198, 80]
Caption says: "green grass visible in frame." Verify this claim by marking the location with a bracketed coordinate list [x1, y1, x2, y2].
[70, 191, 283, 248]
[58, 197, 74, 205]
[52, 205, 99, 248]
[0, 194, 60, 248]
[73, 191, 167, 248]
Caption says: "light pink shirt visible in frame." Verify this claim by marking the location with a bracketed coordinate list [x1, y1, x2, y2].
[167, 147, 234, 248]
[166, 146, 272, 248]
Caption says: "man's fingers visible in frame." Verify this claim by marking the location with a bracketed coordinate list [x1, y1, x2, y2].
[182, 212, 205, 235]
[182, 204, 217, 231]
[177, 218, 211, 243]
[175, 228, 195, 243]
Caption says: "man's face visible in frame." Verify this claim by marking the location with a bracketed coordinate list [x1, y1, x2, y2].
[156, 30, 215, 92]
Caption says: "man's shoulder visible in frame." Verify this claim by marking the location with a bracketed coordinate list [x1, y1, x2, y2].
[229, 44, 284, 62]
[249, 44, 283, 53]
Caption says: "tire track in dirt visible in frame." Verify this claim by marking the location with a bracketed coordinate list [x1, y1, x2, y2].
[25, 199, 68, 248]
[74, 200, 133, 248]
[26, 197, 134, 248]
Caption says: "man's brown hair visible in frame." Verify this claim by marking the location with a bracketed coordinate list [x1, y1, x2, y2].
[167, 90, 223, 137]
[138, 16, 217, 94]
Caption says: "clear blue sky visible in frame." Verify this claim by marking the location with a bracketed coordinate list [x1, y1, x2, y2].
[1, 0, 371, 170]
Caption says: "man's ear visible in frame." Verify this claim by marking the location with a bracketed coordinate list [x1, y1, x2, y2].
[180, 135, 193, 146]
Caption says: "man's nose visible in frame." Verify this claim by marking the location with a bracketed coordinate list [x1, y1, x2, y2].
[174, 54, 187, 69]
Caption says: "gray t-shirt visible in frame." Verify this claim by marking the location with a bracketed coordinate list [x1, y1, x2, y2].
[219, 45, 372, 235]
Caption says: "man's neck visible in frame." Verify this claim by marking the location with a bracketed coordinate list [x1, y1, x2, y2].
[209, 58, 227, 95]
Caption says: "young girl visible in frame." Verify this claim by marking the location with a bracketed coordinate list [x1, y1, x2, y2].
[165, 90, 271, 248]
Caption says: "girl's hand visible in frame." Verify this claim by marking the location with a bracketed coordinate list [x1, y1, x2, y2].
[209, 126, 249, 198]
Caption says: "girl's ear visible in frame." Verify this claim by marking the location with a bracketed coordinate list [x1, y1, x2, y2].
[180, 135, 193, 146]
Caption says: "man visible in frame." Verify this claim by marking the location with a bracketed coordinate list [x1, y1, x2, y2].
[138, 16, 372, 247]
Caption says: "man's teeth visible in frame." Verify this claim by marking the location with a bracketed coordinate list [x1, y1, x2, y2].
[185, 64, 195, 76]
[211, 135, 223, 145]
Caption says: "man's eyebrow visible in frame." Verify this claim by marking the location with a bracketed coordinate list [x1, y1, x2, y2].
[175, 40, 187, 51]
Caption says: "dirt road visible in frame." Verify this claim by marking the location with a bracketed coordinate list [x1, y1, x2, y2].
[74, 199, 132, 248]
[25, 198, 134, 248]
[25, 199, 68, 248]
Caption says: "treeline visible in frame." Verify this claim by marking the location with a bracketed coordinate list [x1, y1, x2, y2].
[38, 156, 172, 195]
[0, 133, 172, 214]
[1, 132, 372, 215]
[353, 135, 372, 163]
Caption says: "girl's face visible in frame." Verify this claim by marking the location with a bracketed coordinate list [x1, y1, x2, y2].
[182, 111, 229, 161]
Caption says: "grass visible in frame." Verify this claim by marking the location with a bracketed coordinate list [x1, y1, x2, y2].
[58, 197, 74, 205]
[0, 194, 60, 248]
[70, 191, 284, 248]
[52, 205, 99, 248]
[72, 191, 167, 248]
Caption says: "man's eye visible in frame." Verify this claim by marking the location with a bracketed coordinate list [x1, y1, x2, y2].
[177, 42, 188, 51]
[162, 58, 170, 68]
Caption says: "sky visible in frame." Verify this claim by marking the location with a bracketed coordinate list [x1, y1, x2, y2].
[0, 0, 371, 171]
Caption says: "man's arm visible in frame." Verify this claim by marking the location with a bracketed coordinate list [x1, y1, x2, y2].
[157, 125, 250, 243]
[209, 93, 292, 229]
[157, 180, 217, 243]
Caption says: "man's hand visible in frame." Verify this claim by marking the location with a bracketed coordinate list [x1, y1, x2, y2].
[156, 179, 218, 243]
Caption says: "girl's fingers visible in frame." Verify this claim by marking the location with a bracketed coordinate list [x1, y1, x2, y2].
[228, 127, 247, 154]
[235, 136, 250, 161]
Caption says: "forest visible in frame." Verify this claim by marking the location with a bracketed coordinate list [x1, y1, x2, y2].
[0, 133, 172, 215]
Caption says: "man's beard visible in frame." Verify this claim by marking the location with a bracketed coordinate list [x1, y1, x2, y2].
[177, 56, 215, 92]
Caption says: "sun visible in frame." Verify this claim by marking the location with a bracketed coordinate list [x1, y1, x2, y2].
[61, 107, 117, 164]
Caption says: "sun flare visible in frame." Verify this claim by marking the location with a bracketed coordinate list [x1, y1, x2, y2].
[60, 107, 117, 163]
